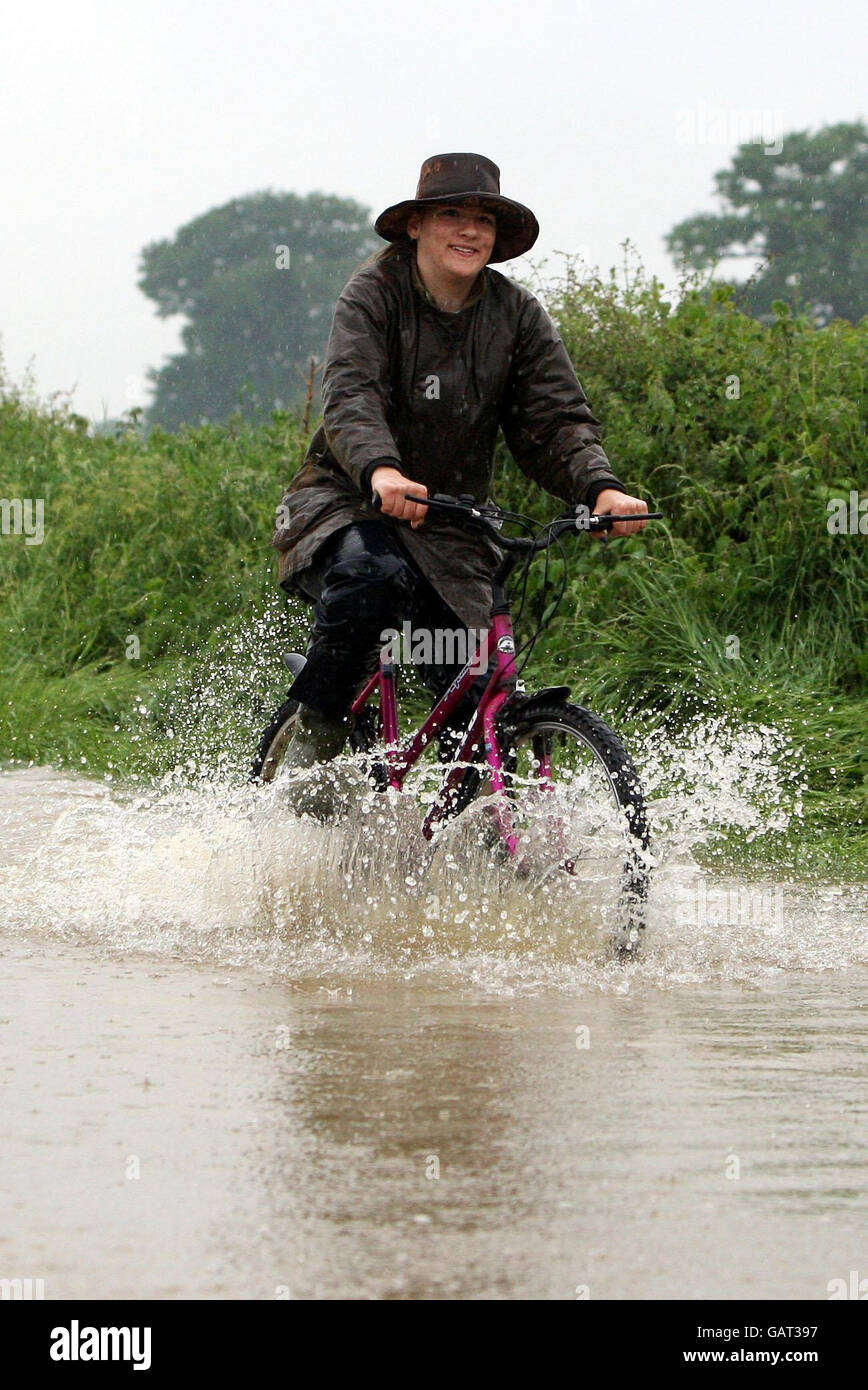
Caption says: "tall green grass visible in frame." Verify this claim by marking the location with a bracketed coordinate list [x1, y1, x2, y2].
[1, 257, 865, 870]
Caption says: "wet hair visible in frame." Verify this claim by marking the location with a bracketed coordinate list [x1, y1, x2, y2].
[374, 234, 414, 262]
[352, 235, 414, 274]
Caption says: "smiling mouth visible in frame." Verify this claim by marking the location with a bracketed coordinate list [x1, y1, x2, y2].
[450, 245, 478, 257]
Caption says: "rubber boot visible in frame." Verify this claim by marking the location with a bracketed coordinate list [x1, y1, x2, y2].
[284, 705, 350, 771]
[281, 704, 357, 821]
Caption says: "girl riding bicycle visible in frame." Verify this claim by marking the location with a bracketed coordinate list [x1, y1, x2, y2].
[271, 152, 648, 817]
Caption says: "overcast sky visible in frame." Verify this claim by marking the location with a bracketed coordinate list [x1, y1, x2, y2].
[1, 0, 864, 420]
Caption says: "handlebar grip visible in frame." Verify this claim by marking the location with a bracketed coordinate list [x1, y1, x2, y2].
[588, 510, 664, 530]
[372, 490, 429, 513]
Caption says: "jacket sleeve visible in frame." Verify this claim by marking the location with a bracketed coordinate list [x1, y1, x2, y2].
[500, 294, 625, 507]
[320, 273, 402, 491]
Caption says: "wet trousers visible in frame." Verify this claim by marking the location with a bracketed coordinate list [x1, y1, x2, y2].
[287, 521, 494, 745]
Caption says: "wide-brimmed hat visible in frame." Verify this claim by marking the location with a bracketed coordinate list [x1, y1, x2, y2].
[375, 153, 539, 263]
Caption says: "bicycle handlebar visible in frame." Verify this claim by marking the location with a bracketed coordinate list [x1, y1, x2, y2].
[374, 490, 662, 552]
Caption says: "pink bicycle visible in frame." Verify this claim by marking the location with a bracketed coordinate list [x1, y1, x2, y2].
[253, 494, 661, 954]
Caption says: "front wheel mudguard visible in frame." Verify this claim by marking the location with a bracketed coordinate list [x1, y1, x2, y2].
[496, 686, 571, 728]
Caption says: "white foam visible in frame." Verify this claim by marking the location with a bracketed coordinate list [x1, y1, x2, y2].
[1, 717, 864, 996]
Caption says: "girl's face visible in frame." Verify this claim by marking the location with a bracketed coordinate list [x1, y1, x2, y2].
[407, 201, 497, 280]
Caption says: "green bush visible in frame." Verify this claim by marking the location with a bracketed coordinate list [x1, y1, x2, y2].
[0, 256, 865, 868]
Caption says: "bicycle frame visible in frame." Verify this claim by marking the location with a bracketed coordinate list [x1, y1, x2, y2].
[347, 496, 661, 856]
[349, 609, 524, 849]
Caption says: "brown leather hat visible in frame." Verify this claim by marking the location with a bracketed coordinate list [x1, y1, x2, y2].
[375, 153, 539, 263]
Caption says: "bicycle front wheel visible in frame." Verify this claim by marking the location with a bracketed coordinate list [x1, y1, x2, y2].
[487, 702, 651, 955]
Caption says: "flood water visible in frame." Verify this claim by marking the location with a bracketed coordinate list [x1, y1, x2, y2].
[1, 765, 866, 1300]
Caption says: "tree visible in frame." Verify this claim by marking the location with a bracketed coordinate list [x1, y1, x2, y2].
[138, 191, 379, 430]
[666, 121, 868, 325]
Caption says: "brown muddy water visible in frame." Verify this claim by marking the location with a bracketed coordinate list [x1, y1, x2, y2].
[1, 764, 866, 1300]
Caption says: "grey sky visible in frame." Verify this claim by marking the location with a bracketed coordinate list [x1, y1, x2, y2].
[1, 0, 863, 420]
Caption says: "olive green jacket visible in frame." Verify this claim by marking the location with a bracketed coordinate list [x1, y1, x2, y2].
[273, 245, 624, 629]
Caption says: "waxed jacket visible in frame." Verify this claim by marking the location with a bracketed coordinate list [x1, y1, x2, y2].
[272, 244, 624, 630]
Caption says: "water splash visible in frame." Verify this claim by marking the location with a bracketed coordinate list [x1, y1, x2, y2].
[1, 712, 863, 995]
[636, 715, 806, 856]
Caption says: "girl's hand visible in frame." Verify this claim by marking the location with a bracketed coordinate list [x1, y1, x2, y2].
[371, 467, 429, 529]
[593, 489, 649, 537]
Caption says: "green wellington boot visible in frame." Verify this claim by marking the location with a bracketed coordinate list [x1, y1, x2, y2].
[282, 704, 357, 821]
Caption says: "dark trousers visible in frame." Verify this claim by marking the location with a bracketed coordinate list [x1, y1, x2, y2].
[288, 521, 494, 746]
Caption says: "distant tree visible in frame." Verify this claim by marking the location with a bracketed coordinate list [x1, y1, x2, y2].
[139, 191, 379, 430]
[666, 121, 868, 325]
